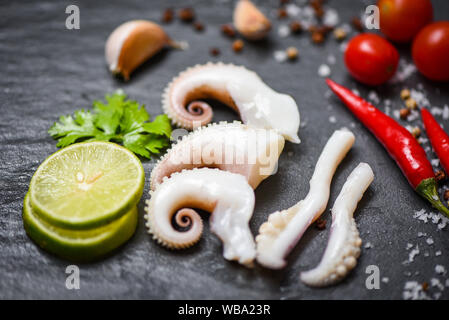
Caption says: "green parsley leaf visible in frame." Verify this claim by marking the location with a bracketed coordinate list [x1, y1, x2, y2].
[48, 91, 172, 159]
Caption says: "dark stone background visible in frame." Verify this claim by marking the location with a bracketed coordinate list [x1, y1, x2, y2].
[1, 0, 448, 299]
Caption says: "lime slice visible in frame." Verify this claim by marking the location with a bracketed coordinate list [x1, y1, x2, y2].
[29, 141, 144, 229]
[23, 193, 137, 261]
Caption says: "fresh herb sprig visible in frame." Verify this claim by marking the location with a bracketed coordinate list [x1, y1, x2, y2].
[48, 91, 172, 159]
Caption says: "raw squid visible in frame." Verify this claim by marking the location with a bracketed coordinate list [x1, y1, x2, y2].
[162, 62, 300, 143]
[145, 168, 256, 267]
[300, 162, 374, 287]
[149, 121, 285, 190]
[256, 129, 355, 269]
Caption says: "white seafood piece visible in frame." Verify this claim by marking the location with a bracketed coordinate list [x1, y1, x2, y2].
[145, 168, 256, 266]
[162, 62, 300, 143]
[150, 121, 285, 190]
[300, 163, 374, 287]
[256, 129, 355, 269]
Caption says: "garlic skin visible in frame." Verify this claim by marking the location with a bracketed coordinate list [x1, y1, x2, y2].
[105, 20, 171, 80]
[233, 0, 271, 40]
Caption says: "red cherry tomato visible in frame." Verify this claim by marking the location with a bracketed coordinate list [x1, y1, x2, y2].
[412, 21, 449, 82]
[378, 0, 433, 43]
[344, 33, 399, 86]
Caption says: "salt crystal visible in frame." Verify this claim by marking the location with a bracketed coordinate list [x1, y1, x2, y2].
[328, 116, 337, 123]
[364, 242, 372, 249]
[339, 41, 348, 52]
[411, 89, 430, 108]
[431, 107, 443, 116]
[443, 105, 449, 120]
[352, 88, 360, 96]
[417, 232, 426, 237]
[323, 8, 339, 27]
[431, 278, 445, 291]
[431, 159, 440, 167]
[278, 25, 290, 38]
[406, 243, 414, 250]
[403, 281, 430, 300]
[435, 265, 446, 275]
[408, 245, 420, 262]
[431, 213, 441, 224]
[434, 292, 442, 300]
[435, 251, 442, 256]
[418, 137, 428, 144]
[390, 59, 417, 83]
[318, 64, 331, 77]
[274, 50, 287, 63]
[382, 277, 389, 283]
[408, 110, 419, 122]
[424, 252, 430, 257]
[286, 3, 301, 16]
[327, 54, 336, 65]
[368, 90, 380, 104]
[426, 238, 434, 245]
[393, 110, 400, 119]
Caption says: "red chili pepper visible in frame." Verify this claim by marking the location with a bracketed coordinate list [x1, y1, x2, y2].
[421, 108, 449, 174]
[326, 79, 449, 217]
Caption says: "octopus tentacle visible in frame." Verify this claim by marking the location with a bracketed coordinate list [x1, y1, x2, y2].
[256, 129, 355, 269]
[144, 167, 256, 266]
[300, 163, 374, 287]
[149, 121, 285, 191]
[162, 62, 300, 143]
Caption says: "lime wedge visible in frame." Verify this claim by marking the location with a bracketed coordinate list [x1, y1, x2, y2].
[29, 141, 144, 229]
[23, 193, 137, 261]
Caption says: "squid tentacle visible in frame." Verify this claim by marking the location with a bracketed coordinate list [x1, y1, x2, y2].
[162, 62, 300, 143]
[300, 163, 374, 287]
[145, 167, 257, 266]
[256, 129, 355, 269]
[149, 121, 285, 191]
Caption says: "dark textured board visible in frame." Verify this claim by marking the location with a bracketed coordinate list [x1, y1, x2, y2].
[1, 0, 449, 300]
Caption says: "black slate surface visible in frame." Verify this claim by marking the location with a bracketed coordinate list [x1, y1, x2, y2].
[1, 0, 449, 300]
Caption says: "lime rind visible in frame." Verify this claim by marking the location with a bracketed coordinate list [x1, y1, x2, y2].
[23, 194, 138, 262]
[29, 141, 144, 230]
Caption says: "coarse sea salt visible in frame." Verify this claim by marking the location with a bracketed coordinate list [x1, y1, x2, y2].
[382, 277, 389, 283]
[323, 8, 339, 27]
[364, 242, 372, 249]
[390, 58, 417, 83]
[318, 64, 331, 77]
[328, 116, 337, 123]
[407, 245, 420, 263]
[403, 281, 430, 300]
[411, 89, 430, 108]
[426, 238, 434, 245]
[406, 243, 414, 250]
[327, 54, 336, 65]
[368, 90, 380, 104]
[273, 50, 287, 63]
[278, 25, 290, 38]
[431, 159, 440, 167]
[435, 265, 446, 275]
[286, 3, 301, 17]
[431, 278, 445, 291]
[435, 250, 442, 256]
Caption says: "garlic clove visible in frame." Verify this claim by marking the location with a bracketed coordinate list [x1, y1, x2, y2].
[233, 0, 271, 40]
[105, 20, 172, 80]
